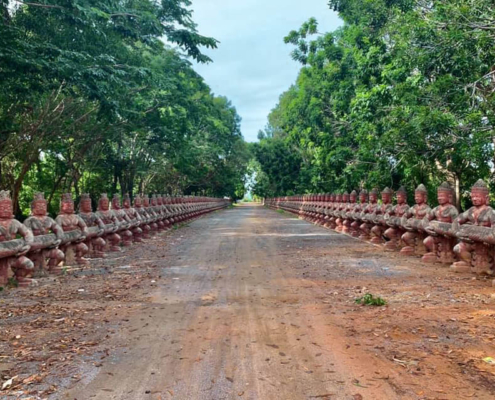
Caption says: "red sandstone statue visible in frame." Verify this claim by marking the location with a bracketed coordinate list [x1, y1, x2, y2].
[123, 193, 143, 242]
[370, 188, 394, 244]
[451, 180, 495, 275]
[359, 188, 379, 240]
[134, 195, 151, 239]
[55, 193, 89, 265]
[335, 192, 349, 232]
[342, 190, 357, 234]
[24, 193, 65, 273]
[383, 187, 410, 250]
[422, 183, 459, 264]
[350, 190, 368, 237]
[112, 194, 133, 246]
[96, 194, 122, 251]
[0, 191, 34, 287]
[400, 184, 431, 256]
[78, 193, 107, 258]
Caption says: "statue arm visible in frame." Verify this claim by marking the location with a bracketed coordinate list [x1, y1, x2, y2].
[77, 216, 89, 236]
[17, 222, 34, 245]
[51, 220, 65, 240]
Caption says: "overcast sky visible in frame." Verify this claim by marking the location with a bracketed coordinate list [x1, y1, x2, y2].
[190, 0, 342, 142]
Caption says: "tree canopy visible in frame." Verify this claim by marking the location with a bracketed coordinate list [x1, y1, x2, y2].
[252, 0, 495, 209]
[1, 0, 249, 216]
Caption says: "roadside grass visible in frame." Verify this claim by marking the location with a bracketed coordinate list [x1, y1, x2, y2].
[355, 293, 386, 306]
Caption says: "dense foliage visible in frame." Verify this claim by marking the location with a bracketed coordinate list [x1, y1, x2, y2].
[252, 0, 495, 208]
[0, 0, 249, 217]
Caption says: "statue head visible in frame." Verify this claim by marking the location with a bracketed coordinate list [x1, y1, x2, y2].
[381, 187, 393, 205]
[330, 194, 336, 202]
[31, 192, 48, 216]
[437, 182, 453, 206]
[134, 195, 142, 208]
[0, 190, 14, 220]
[414, 184, 428, 205]
[111, 194, 121, 210]
[143, 195, 150, 207]
[359, 190, 368, 204]
[98, 193, 110, 211]
[151, 195, 157, 206]
[123, 193, 131, 209]
[342, 192, 350, 203]
[157, 195, 163, 206]
[79, 193, 93, 213]
[350, 190, 358, 203]
[396, 187, 407, 205]
[60, 193, 74, 214]
[369, 188, 379, 203]
[471, 179, 489, 207]
[336, 193, 343, 203]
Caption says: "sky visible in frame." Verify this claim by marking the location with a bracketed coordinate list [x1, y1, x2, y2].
[190, 0, 342, 142]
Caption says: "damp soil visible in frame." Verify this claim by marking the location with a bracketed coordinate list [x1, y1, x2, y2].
[1, 204, 495, 399]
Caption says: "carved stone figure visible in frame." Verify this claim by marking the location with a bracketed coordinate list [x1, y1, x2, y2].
[96, 194, 121, 251]
[55, 193, 89, 265]
[112, 194, 133, 246]
[0, 191, 34, 287]
[342, 190, 357, 234]
[359, 188, 379, 240]
[123, 193, 143, 243]
[384, 187, 410, 250]
[400, 184, 431, 256]
[335, 192, 349, 233]
[134, 195, 151, 239]
[350, 190, 368, 237]
[78, 194, 106, 258]
[329, 194, 343, 230]
[143, 195, 158, 231]
[323, 194, 336, 228]
[370, 188, 394, 244]
[451, 180, 495, 275]
[422, 183, 459, 264]
[24, 193, 65, 272]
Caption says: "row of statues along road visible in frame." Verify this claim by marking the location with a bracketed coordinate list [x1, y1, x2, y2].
[266, 180, 495, 284]
[0, 191, 229, 287]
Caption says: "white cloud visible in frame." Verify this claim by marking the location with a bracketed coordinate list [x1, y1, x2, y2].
[191, 0, 342, 142]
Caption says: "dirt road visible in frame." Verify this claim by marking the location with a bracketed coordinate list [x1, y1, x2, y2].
[3, 204, 495, 399]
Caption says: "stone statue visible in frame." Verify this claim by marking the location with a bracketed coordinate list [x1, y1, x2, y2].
[400, 184, 431, 256]
[134, 195, 151, 239]
[96, 193, 121, 252]
[329, 194, 343, 230]
[123, 193, 143, 243]
[335, 192, 349, 233]
[323, 194, 336, 228]
[143, 195, 158, 231]
[383, 187, 410, 250]
[370, 188, 394, 244]
[359, 188, 379, 240]
[0, 190, 34, 287]
[78, 193, 106, 258]
[55, 193, 89, 265]
[24, 192, 65, 273]
[422, 183, 459, 264]
[350, 190, 368, 237]
[451, 180, 495, 275]
[342, 190, 357, 234]
[112, 194, 133, 246]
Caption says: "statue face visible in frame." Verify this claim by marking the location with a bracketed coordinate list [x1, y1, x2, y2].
[143, 198, 150, 207]
[382, 194, 391, 204]
[343, 195, 349, 202]
[80, 199, 92, 213]
[414, 192, 426, 205]
[123, 199, 131, 209]
[359, 194, 367, 203]
[350, 194, 357, 203]
[369, 194, 377, 203]
[33, 200, 47, 216]
[99, 198, 109, 211]
[61, 200, 74, 214]
[134, 199, 142, 208]
[151, 198, 157, 206]
[0, 200, 13, 219]
[437, 191, 450, 206]
[397, 193, 406, 204]
[471, 190, 488, 207]
[112, 199, 121, 210]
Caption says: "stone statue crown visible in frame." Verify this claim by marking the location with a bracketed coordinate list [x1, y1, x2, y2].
[0, 190, 11, 201]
